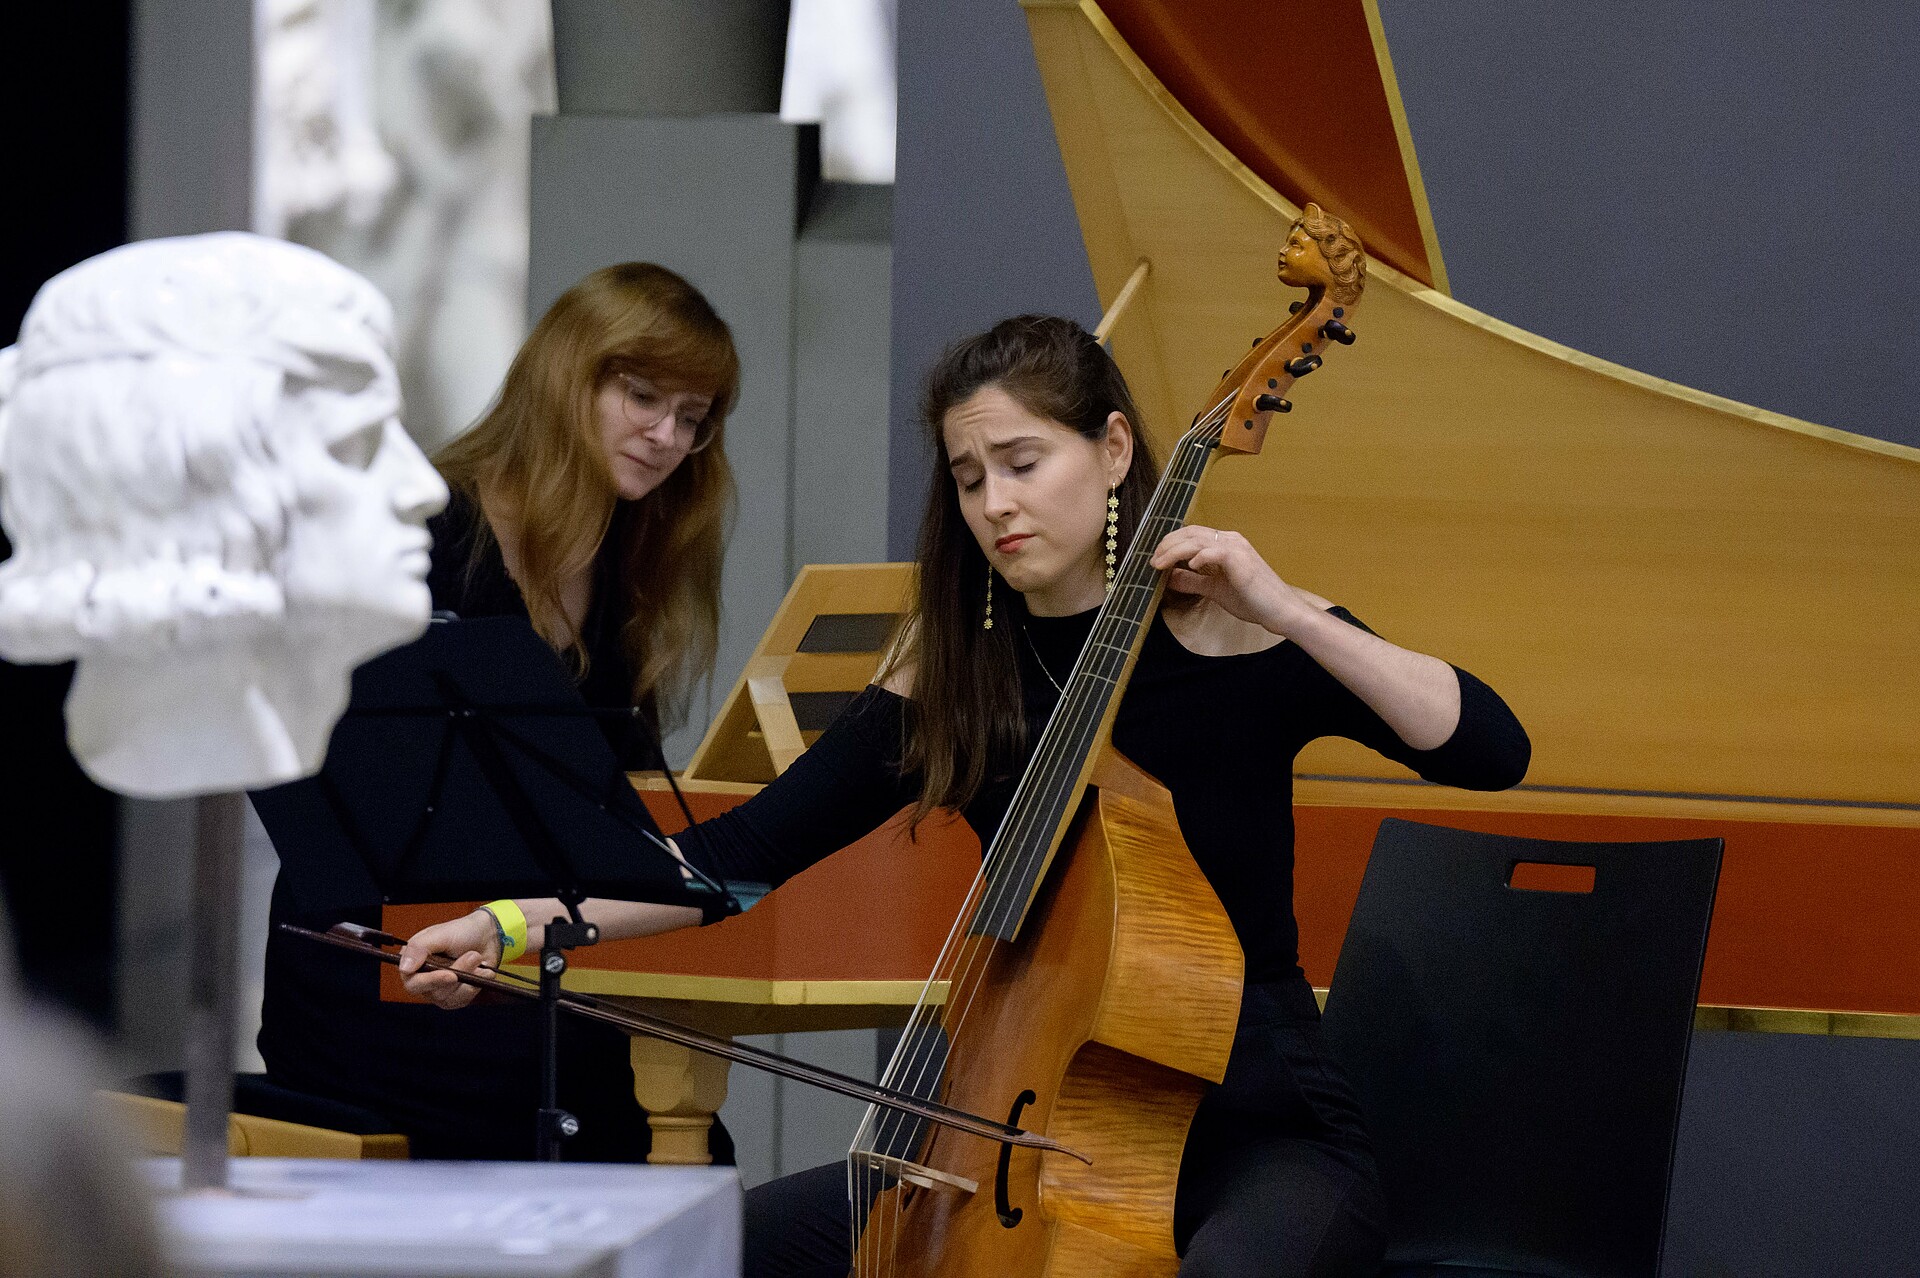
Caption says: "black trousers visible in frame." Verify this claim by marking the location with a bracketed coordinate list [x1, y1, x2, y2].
[745, 985, 1385, 1278]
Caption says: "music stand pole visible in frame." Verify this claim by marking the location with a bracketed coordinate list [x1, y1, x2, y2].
[444, 683, 612, 1162]
[182, 791, 246, 1190]
[535, 911, 598, 1161]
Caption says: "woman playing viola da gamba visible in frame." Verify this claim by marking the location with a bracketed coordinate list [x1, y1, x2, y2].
[406, 273, 1530, 1274]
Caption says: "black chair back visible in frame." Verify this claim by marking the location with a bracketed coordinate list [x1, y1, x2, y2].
[1321, 818, 1722, 1278]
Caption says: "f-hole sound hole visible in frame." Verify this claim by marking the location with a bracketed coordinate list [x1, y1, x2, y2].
[1508, 861, 1597, 894]
[996, 1090, 1037, 1229]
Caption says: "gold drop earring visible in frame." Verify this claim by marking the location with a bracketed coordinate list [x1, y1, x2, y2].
[1105, 484, 1120, 592]
[983, 564, 994, 630]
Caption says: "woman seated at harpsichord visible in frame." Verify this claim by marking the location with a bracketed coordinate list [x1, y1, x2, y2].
[403, 298, 1530, 1274]
[261, 263, 740, 1163]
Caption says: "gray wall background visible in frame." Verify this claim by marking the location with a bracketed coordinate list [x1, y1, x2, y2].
[886, 0, 1099, 559]
[885, 2, 1920, 1273]
[128, 0, 252, 242]
[1378, 1, 1920, 452]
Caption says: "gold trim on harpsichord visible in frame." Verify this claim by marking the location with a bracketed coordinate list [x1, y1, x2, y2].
[503, 964, 946, 1011]
[1290, 775, 1920, 829]
[1022, 0, 1920, 464]
[1409, 282, 1920, 466]
[1359, 0, 1451, 296]
[1305, 988, 1920, 1041]
[1692, 1005, 1920, 1041]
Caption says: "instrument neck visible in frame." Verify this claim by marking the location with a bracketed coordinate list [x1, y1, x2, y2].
[969, 425, 1221, 941]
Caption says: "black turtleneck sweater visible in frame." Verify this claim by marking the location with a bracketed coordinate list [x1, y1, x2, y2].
[676, 603, 1529, 993]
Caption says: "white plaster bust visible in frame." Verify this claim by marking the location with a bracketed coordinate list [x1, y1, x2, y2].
[0, 233, 448, 798]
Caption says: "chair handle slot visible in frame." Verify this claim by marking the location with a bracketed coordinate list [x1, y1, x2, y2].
[1508, 861, 1597, 894]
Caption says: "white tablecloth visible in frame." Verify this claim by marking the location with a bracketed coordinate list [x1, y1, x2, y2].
[146, 1159, 740, 1277]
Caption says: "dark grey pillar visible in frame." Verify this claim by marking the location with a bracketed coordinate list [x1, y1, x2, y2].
[129, 0, 252, 239]
[181, 791, 245, 1190]
[795, 184, 893, 568]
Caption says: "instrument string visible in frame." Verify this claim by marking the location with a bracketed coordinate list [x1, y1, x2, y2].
[871, 407, 1226, 1276]
[966, 404, 1227, 941]
[859, 874, 1000, 1274]
[854, 807, 1005, 1271]
[868, 396, 1230, 1146]
[850, 393, 1236, 1273]
[857, 408, 1224, 1276]
[894, 405, 1219, 1111]
[853, 786, 1011, 1270]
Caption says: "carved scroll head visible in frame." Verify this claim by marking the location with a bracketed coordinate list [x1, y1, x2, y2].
[0, 233, 449, 796]
[1278, 202, 1366, 309]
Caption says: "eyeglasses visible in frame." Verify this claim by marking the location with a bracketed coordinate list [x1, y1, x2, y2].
[614, 372, 719, 455]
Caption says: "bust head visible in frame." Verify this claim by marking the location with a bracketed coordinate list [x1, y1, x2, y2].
[0, 232, 448, 797]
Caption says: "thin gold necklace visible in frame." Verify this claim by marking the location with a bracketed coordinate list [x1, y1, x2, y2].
[1020, 624, 1068, 694]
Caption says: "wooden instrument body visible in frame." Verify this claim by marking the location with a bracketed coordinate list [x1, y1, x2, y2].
[865, 747, 1243, 1275]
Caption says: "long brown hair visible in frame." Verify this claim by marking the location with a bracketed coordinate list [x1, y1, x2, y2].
[896, 315, 1160, 824]
[435, 263, 738, 728]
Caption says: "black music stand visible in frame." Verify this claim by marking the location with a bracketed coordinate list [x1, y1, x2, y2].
[251, 615, 734, 1160]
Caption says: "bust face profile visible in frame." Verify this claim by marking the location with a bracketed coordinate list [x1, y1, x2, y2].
[0, 232, 448, 797]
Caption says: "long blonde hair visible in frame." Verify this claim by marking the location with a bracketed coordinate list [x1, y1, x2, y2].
[435, 263, 738, 728]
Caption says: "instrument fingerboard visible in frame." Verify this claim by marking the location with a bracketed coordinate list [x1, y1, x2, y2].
[968, 418, 1225, 941]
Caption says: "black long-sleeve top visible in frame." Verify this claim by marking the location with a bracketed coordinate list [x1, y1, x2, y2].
[257, 488, 665, 1160]
[677, 603, 1530, 990]
[423, 489, 664, 768]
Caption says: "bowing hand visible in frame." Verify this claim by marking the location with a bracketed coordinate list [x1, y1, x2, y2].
[398, 909, 501, 1010]
[1150, 525, 1304, 634]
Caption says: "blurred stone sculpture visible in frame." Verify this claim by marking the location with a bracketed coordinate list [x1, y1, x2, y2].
[0, 1003, 167, 1277]
[0, 232, 448, 799]
[259, 0, 554, 449]
[253, 0, 398, 241]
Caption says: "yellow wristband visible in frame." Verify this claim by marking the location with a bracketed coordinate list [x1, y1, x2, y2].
[482, 899, 529, 964]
